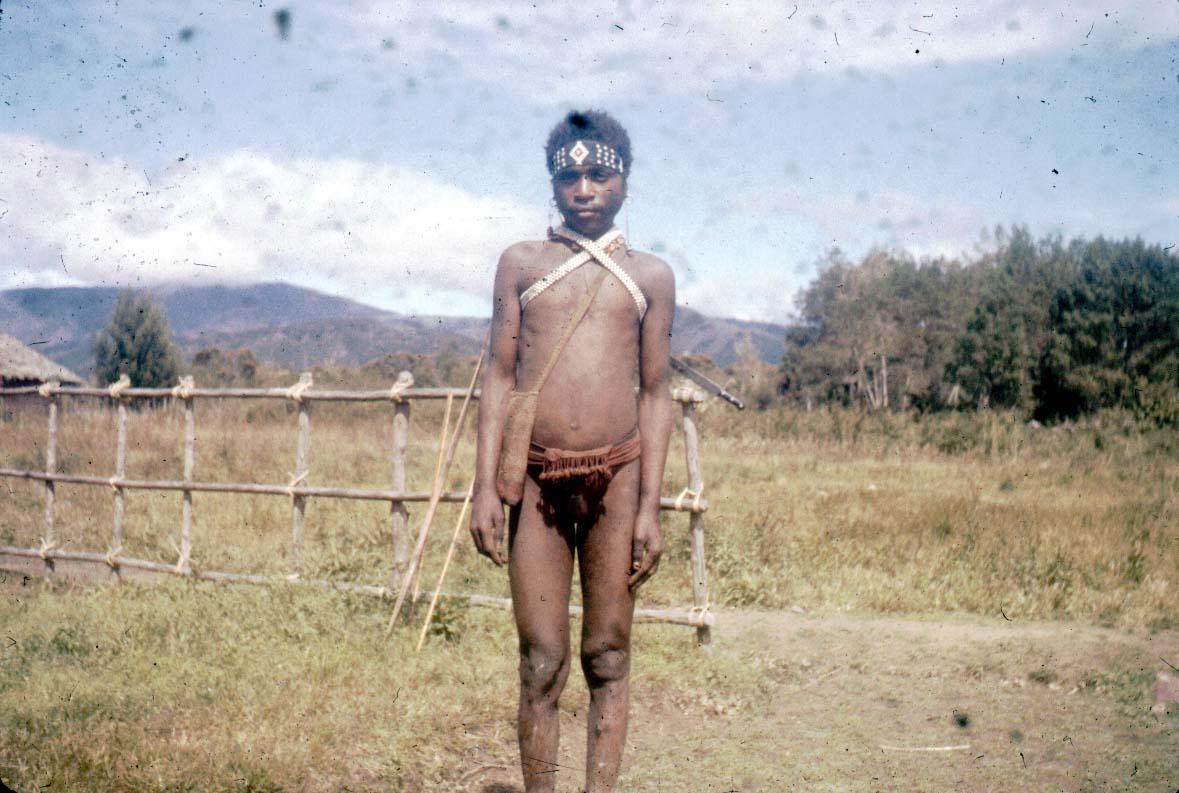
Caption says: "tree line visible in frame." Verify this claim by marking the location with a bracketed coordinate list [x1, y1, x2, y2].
[91, 226, 1176, 424]
[90, 292, 482, 392]
[778, 227, 1178, 423]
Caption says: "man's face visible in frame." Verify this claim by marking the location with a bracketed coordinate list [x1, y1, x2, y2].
[551, 163, 626, 237]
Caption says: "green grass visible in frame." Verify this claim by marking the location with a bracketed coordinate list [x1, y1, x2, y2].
[0, 579, 769, 791]
[2, 578, 1175, 791]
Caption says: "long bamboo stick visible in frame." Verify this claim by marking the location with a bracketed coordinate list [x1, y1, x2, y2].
[416, 479, 475, 651]
[0, 385, 481, 401]
[0, 469, 458, 500]
[2, 384, 706, 403]
[385, 350, 484, 636]
[431, 394, 455, 498]
[412, 392, 454, 602]
[0, 545, 716, 627]
[0, 468, 707, 511]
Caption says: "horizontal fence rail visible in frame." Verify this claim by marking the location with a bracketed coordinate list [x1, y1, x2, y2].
[0, 384, 479, 401]
[0, 546, 713, 629]
[0, 470, 708, 511]
[0, 375, 714, 643]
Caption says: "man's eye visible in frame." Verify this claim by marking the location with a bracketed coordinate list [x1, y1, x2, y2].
[590, 169, 610, 181]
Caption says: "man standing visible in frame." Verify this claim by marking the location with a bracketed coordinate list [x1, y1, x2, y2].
[470, 109, 675, 793]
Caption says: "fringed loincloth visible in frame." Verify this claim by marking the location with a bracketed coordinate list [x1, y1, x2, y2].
[527, 428, 641, 490]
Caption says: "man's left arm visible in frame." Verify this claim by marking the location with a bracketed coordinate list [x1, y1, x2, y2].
[630, 258, 676, 591]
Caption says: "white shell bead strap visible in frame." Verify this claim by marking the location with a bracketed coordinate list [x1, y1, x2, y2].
[520, 228, 623, 308]
[520, 250, 590, 308]
[551, 226, 647, 320]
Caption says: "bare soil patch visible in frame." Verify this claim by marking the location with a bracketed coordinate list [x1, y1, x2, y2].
[468, 609, 1179, 792]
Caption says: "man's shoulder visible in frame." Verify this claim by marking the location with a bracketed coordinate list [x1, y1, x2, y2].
[498, 239, 546, 268]
[619, 248, 674, 289]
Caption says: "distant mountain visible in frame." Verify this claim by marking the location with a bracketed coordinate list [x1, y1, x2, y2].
[671, 305, 787, 368]
[1, 283, 789, 380]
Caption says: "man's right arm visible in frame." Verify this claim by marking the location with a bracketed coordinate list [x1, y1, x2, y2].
[469, 245, 524, 566]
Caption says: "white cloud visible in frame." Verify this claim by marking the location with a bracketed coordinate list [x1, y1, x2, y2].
[0, 134, 542, 311]
[738, 184, 993, 262]
[673, 185, 992, 322]
[677, 268, 801, 324]
[332, 1, 1177, 100]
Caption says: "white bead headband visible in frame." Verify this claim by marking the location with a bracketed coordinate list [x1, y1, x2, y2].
[550, 139, 625, 175]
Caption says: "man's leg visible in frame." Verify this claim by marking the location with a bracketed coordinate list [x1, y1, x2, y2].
[509, 475, 576, 793]
[577, 459, 640, 793]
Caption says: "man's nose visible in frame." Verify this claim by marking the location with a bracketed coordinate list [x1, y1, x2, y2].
[572, 175, 594, 199]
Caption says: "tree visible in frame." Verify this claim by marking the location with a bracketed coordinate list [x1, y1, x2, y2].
[779, 249, 859, 407]
[1035, 238, 1179, 422]
[93, 291, 181, 387]
[948, 303, 1032, 409]
[362, 352, 438, 387]
[946, 227, 1076, 411]
[780, 227, 1175, 419]
[781, 247, 979, 411]
[190, 347, 260, 387]
[728, 333, 779, 410]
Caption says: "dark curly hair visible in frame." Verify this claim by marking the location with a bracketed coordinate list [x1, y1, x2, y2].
[544, 109, 633, 176]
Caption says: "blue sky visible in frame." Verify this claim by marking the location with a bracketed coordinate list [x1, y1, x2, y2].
[1, 1, 1175, 322]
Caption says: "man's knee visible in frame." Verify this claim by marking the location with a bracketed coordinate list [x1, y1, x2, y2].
[581, 641, 630, 685]
[518, 641, 570, 698]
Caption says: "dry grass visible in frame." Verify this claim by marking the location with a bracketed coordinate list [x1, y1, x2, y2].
[3, 399, 1174, 629]
[695, 407, 1176, 630]
[0, 399, 506, 595]
[0, 398, 1176, 790]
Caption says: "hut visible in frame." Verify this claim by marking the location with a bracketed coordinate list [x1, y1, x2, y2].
[0, 334, 85, 417]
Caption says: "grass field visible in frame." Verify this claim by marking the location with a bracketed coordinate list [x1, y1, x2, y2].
[1, 398, 1176, 790]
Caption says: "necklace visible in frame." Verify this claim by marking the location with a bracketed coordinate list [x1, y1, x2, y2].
[547, 227, 628, 257]
[546, 228, 628, 292]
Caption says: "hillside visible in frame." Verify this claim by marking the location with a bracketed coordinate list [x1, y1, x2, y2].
[0, 283, 789, 380]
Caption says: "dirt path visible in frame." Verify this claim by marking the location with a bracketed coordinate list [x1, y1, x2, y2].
[466, 609, 1179, 792]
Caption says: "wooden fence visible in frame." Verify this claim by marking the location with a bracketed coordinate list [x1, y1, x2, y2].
[0, 374, 714, 643]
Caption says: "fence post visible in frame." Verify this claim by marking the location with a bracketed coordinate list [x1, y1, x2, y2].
[389, 371, 413, 591]
[42, 381, 60, 567]
[178, 375, 195, 572]
[289, 372, 313, 579]
[111, 398, 128, 576]
[679, 389, 711, 646]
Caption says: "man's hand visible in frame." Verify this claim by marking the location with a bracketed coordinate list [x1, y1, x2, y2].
[628, 510, 663, 591]
[469, 488, 507, 566]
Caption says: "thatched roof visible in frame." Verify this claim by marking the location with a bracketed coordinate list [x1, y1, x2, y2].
[0, 334, 85, 385]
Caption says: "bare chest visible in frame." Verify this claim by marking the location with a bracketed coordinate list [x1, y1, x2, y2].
[518, 256, 642, 343]
[517, 244, 645, 321]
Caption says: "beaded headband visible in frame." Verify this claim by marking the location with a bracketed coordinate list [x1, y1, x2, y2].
[549, 139, 625, 175]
